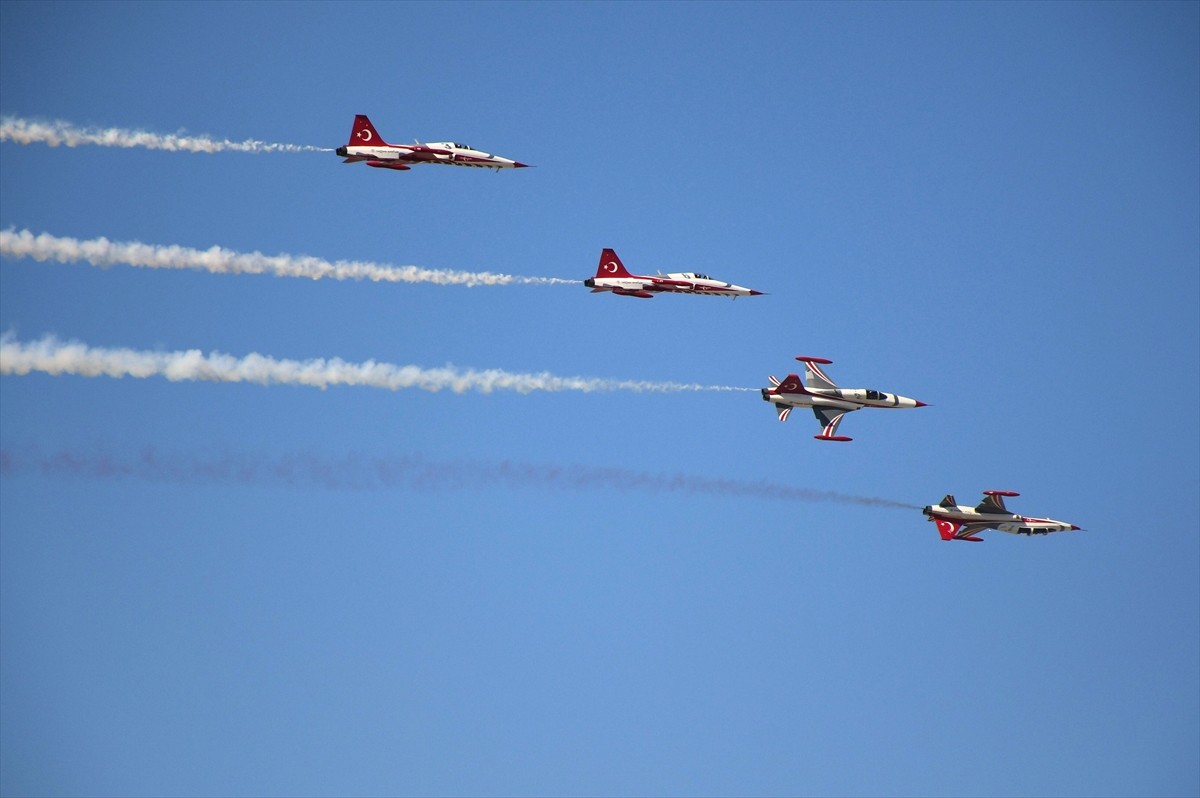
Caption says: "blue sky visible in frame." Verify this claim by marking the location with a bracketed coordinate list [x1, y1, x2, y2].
[1, 2, 1197, 796]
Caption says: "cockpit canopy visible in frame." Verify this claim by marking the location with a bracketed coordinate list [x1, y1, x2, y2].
[865, 389, 887, 401]
[429, 142, 481, 153]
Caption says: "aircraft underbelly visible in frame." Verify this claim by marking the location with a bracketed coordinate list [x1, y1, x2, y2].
[810, 395, 858, 411]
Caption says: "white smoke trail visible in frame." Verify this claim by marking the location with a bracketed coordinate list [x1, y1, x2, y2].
[0, 229, 579, 287]
[0, 333, 751, 395]
[0, 445, 920, 510]
[0, 116, 330, 153]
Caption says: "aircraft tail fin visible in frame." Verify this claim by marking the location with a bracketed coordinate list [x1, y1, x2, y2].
[773, 374, 806, 394]
[348, 114, 389, 147]
[935, 519, 961, 540]
[596, 249, 634, 279]
[935, 518, 984, 542]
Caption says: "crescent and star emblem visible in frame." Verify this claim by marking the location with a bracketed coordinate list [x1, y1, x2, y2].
[358, 130, 373, 142]
[604, 262, 619, 273]
[781, 381, 798, 391]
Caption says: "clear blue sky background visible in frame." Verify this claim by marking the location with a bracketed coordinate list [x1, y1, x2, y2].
[1, 2, 1197, 796]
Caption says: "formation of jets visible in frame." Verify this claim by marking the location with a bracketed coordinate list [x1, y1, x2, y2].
[335, 113, 1080, 541]
[924, 491, 1081, 542]
[336, 114, 529, 171]
[761, 356, 925, 441]
[584, 248, 764, 299]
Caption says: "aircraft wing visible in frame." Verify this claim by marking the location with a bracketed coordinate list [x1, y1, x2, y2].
[804, 360, 838, 391]
[975, 491, 1017, 514]
[648, 276, 693, 288]
[396, 148, 446, 162]
[812, 407, 851, 440]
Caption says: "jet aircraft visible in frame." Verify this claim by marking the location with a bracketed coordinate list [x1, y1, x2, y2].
[761, 356, 925, 441]
[583, 249, 764, 298]
[335, 114, 529, 171]
[923, 491, 1081, 541]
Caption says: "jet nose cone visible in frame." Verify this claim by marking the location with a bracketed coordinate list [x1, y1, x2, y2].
[915, 400, 928, 407]
[513, 161, 530, 168]
[749, 289, 765, 296]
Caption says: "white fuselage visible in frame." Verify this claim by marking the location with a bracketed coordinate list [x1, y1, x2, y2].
[337, 142, 524, 169]
[923, 505, 1077, 535]
[764, 387, 922, 412]
[586, 272, 760, 297]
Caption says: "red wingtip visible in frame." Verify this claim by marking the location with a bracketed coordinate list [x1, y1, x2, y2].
[795, 356, 833, 364]
[814, 435, 853, 442]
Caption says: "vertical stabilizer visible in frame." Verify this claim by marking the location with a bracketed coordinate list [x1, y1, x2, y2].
[773, 374, 806, 394]
[935, 519, 962, 540]
[596, 249, 634, 278]
[348, 114, 389, 147]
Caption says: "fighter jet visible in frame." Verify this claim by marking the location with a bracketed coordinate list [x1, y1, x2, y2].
[335, 114, 529, 171]
[923, 491, 1081, 542]
[761, 356, 926, 441]
[583, 248, 764, 299]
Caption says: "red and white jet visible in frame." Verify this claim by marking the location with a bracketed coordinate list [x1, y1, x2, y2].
[335, 114, 529, 172]
[761, 356, 926, 441]
[923, 491, 1081, 542]
[583, 248, 764, 299]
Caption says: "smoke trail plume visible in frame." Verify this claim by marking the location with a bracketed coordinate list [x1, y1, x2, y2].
[0, 229, 578, 287]
[0, 445, 919, 510]
[0, 116, 330, 153]
[0, 333, 750, 395]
